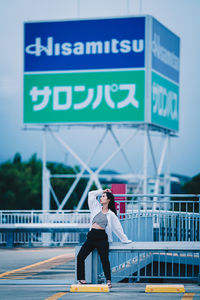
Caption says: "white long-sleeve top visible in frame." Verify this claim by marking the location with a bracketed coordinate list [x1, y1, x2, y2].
[88, 189, 132, 243]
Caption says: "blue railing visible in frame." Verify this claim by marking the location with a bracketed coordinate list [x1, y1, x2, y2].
[1, 193, 200, 283]
[97, 242, 200, 283]
[76, 194, 200, 283]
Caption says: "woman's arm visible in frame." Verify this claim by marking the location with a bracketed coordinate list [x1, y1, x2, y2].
[88, 189, 103, 212]
[111, 214, 132, 243]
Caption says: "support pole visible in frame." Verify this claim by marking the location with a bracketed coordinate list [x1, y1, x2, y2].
[76, 177, 94, 210]
[77, 0, 80, 18]
[42, 127, 51, 246]
[42, 127, 50, 210]
[147, 130, 157, 175]
[139, 0, 143, 14]
[165, 134, 171, 210]
[153, 134, 168, 211]
[143, 125, 148, 210]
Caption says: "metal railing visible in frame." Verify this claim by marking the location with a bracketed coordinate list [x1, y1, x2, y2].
[95, 242, 200, 283]
[0, 194, 199, 246]
[101, 194, 200, 282]
[0, 210, 90, 246]
[116, 194, 200, 242]
[1, 193, 200, 283]
[0, 210, 90, 224]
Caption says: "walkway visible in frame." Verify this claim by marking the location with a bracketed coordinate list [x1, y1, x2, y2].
[0, 248, 199, 300]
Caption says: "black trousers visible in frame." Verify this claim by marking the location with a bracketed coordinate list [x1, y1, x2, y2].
[77, 228, 111, 281]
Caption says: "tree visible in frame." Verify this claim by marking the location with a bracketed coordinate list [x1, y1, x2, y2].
[13, 152, 22, 164]
[181, 173, 200, 213]
[182, 173, 200, 195]
[0, 153, 88, 210]
[0, 154, 42, 209]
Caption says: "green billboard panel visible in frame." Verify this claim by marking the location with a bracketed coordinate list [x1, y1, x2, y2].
[151, 71, 179, 131]
[24, 70, 145, 124]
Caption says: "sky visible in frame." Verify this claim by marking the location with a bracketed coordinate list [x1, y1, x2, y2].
[0, 0, 200, 179]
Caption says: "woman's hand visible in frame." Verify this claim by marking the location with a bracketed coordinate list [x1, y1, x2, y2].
[103, 188, 111, 193]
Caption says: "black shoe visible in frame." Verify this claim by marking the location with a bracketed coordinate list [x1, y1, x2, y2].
[78, 280, 86, 284]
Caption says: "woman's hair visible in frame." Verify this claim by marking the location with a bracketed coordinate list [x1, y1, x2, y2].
[106, 192, 117, 215]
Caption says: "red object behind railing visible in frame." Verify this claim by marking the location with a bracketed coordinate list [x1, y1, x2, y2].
[111, 184, 126, 218]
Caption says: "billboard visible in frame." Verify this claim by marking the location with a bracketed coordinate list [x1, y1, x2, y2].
[24, 16, 180, 131]
[24, 17, 146, 125]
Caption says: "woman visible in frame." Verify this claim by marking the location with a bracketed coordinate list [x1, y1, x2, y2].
[77, 188, 132, 288]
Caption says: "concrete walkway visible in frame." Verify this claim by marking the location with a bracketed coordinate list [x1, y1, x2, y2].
[0, 247, 199, 300]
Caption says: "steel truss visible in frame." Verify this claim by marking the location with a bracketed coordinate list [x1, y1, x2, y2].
[28, 123, 178, 211]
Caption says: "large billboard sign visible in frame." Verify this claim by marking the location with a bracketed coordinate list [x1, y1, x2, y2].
[24, 16, 180, 131]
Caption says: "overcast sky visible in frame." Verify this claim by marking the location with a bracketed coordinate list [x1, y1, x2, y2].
[0, 0, 200, 178]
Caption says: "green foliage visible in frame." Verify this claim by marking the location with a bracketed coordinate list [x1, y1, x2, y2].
[13, 152, 22, 164]
[180, 173, 200, 213]
[0, 154, 42, 210]
[0, 153, 87, 210]
[182, 173, 200, 194]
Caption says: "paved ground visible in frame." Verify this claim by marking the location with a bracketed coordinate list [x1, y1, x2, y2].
[0, 247, 200, 300]
[0, 283, 200, 300]
[0, 247, 75, 273]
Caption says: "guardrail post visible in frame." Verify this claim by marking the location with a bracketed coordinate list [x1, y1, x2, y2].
[6, 231, 14, 248]
[28, 232, 33, 247]
[154, 228, 159, 241]
[92, 249, 99, 284]
[137, 252, 140, 282]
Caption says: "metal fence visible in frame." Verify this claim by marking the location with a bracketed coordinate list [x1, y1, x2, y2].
[0, 210, 90, 246]
[1, 194, 200, 283]
[100, 194, 200, 283]
[97, 243, 200, 283]
[0, 194, 199, 246]
[117, 194, 200, 242]
[0, 210, 90, 224]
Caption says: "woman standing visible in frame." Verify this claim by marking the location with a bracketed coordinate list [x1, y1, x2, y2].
[77, 188, 132, 288]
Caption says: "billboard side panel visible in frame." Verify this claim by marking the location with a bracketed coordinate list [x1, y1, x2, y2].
[151, 71, 179, 132]
[152, 17, 180, 84]
[144, 15, 152, 124]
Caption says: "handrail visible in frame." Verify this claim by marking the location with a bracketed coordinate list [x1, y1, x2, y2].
[109, 241, 200, 251]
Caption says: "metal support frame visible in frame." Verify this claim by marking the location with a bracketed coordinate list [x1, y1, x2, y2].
[49, 125, 139, 210]
[42, 127, 50, 210]
[142, 125, 171, 211]
[39, 124, 174, 211]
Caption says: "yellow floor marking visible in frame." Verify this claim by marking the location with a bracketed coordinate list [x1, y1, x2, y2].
[0, 253, 74, 279]
[70, 284, 110, 293]
[145, 284, 185, 293]
[182, 293, 195, 300]
[1, 276, 26, 279]
[45, 292, 68, 300]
